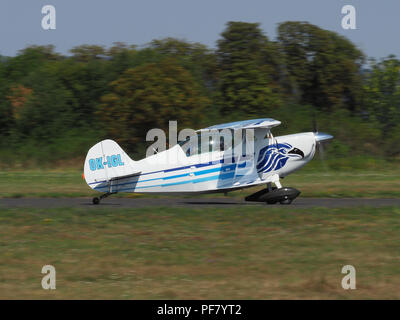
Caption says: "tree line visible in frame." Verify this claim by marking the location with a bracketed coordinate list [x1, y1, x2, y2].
[0, 21, 399, 166]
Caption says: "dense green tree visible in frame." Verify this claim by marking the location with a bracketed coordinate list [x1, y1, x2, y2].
[70, 45, 106, 62]
[97, 58, 210, 152]
[363, 56, 400, 155]
[149, 38, 220, 124]
[150, 38, 218, 90]
[0, 59, 13, 137]
[106, 42, 138, 77]
[52, 58, 110, 125]
[3, 45, 60, 82]
[0, 101, 12, 137]
[0, 46, 61, 139]
[14, 65, 78, 142]
[278, 21, 364, 112]
[216, 21, 283, 118]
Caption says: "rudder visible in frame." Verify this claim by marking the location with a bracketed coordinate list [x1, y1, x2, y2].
[84, 139, 137, 188]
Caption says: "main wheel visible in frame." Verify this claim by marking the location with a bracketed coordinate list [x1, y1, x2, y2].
[280, 199, 292, 205]
[92, 197, 100, 205]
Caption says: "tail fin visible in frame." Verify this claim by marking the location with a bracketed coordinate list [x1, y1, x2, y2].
[83, 139, 137, 188]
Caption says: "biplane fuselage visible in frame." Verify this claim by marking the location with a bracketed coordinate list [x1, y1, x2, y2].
[84, 119, 332, 197]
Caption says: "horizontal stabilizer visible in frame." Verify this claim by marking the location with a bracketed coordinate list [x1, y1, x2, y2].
[108, 172, 141, 182]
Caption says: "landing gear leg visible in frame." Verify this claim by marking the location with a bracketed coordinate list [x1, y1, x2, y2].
[270, 175, 291, 204]
[92, 192, 112, 205]
[270, 174, 282, 189]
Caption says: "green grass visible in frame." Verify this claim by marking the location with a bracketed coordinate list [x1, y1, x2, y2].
[1, 206, 400, 299]
[0, 167, 400, 198]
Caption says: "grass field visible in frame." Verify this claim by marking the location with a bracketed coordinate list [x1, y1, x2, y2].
[1, 206, 400, 299]
[1, 168, 400, 198]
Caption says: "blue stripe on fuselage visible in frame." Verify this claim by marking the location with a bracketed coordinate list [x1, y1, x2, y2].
[94, 170, 236, 192]
[93, 163, 238, 190]
[88, 157, 238, 186]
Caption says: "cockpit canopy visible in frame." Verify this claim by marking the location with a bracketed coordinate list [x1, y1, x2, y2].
[178, 118, 280, 157]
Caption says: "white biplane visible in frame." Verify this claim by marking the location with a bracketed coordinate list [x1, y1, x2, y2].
[83, 118, 332, 204]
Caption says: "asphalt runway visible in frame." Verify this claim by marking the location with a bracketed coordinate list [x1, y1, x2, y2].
[1, 197, 400, 209]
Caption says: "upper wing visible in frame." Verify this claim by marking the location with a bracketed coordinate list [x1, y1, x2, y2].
[197, 118, 281, 132]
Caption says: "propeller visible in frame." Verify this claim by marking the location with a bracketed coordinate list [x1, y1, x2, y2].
[312, 114, 333, 168]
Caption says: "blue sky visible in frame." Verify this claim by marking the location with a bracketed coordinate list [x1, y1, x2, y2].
[0, 0, 398, 59]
